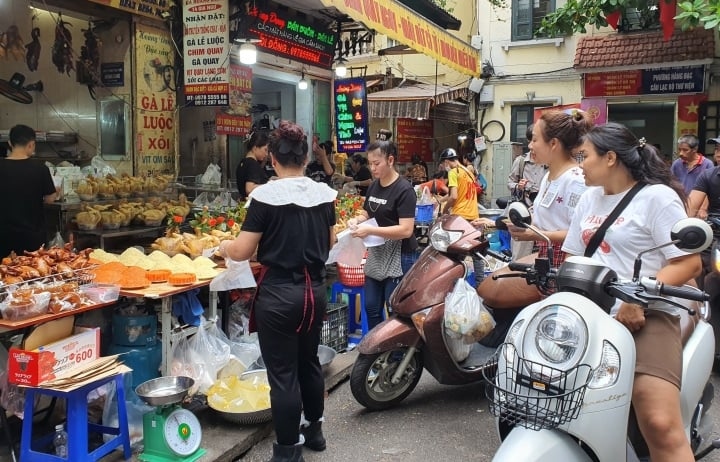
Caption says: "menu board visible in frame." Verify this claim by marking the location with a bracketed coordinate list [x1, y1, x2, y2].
[396, 119, 434, 163]
[183, 0, 230, 106]
[216, 61, 253, 136]
[334, 78, 369, 153]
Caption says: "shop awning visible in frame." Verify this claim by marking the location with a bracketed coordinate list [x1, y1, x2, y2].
[367, 83, 471, 124]
[316, 0, 479, 77]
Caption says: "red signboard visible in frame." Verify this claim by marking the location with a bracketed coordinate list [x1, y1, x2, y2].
[584, 71, 643, 97]
[216, 62, 252, 136]
[396, 119, 434, 163]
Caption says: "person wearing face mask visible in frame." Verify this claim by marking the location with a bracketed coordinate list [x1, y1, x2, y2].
[235, 131, 270, 199]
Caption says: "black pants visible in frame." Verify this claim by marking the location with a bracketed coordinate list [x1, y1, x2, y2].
[254, 281, 327, 446]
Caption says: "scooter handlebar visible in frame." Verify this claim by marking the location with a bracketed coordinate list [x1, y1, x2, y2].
[640, 277, 709, 302]
[508, 262, 534, 272]
[486, 249, 512, 263]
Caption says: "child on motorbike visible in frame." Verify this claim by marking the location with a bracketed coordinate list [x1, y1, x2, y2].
[562, 122, 702, 462]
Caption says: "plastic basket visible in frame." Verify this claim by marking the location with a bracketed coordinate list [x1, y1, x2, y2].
[336, 262, 365, 287]
[321, 303, 348, 352]
[482, 344, 592, 431]
[415, 204, 434, 224]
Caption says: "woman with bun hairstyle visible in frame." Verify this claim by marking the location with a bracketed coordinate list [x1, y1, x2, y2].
[506, 109, 594, 267]
[219, 121, 337, 461]
[235, 130, 270, 199]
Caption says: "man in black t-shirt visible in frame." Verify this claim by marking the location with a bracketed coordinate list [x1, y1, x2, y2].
[306, 139, 335, 185]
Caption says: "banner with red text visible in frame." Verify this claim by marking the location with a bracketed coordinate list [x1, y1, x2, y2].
[319, 0, 479, 77]
[134, 23, 176, 176]
[183, 0, 230, 106]
[217, 60, 253, 136]
[396, 119, 434, 163]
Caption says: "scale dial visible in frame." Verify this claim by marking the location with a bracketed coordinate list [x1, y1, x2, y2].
[163, 408, 202, 456]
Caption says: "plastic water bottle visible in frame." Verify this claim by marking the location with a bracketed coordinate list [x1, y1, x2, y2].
[53, 423, 68, 458]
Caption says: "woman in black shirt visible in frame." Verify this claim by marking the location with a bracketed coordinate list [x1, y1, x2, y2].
[219, 121, 336, 461]
[235, 131, 269, 199]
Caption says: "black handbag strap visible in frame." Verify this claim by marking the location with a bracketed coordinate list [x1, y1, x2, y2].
[584, 182, 645, 257]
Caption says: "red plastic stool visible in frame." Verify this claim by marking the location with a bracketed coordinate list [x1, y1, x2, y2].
[20, 372, 131, 461]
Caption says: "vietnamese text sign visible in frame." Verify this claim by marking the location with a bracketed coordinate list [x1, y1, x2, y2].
[240, 2, 335, 68]
[87, 0, 171, 20]
[101, 62, 124, 87]
[334, 78, 369, 153]
[396, 119, 434, 163]
[319, 0, 479, 76]
[183, 0, 230, 106]
[134, 23, 176, 176]
[584, 66, 705, 97]
[217, 61, 253, 136]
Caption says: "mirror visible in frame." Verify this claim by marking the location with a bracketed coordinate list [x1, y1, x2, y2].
[670, 218, 713, 253]
[507, 202, 532, 228]
[98, 96, 130, 159]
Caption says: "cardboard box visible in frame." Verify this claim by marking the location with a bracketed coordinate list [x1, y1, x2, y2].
[8, 326, 101, 386]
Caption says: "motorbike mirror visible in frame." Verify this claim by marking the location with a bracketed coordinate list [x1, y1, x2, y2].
[670, 218, 713, 253]
[507, 202, 531, 228]
[632, 218, 713, 281]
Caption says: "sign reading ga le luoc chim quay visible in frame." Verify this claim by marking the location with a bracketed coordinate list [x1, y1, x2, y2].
[183, 0, 230, 106]
[319, 0, 479, 77]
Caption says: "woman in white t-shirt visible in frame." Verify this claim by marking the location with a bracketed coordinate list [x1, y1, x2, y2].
[563, 122, 700, 462]
[507, 109, 593, 268]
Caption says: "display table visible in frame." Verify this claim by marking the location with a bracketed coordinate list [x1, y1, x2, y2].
[120, 279, 219, 376]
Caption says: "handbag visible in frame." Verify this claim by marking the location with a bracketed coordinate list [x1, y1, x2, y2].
[584, 182, 645, 257]
[364, 239, 403, 280]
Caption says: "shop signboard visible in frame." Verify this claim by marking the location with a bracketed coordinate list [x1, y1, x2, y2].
[101, 62, 124, 87]
[238, 1, 335, 68]
[87, 0, 171, 20]
[584, 65, 705, 97]
[216, 60, 253, 136]
[334, 78, 369, 153]
[183, 0, 230, 106]
[396, 119, 434, 163]
[134, 23, 176, 176]
[318, 0, 479, 77]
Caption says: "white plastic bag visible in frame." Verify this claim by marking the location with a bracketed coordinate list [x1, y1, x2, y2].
[444, 278, 496, 344]
[326, 229, 366, 265]
[91, 155, 117, 176]
[209, 259, 257, 291]
[200, 163, 222, 185]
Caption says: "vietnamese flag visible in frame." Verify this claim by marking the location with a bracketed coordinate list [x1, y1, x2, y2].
[605, 9, 622, 29]
[658, 0, 677, 41]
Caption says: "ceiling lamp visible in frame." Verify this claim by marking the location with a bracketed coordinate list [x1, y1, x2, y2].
[298, 71, 308, 90]
[334, 58, 347, 78]
[235, 38, 259, 65]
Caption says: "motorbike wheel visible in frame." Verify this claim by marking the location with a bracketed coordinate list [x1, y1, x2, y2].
[350, 348, 423, 411]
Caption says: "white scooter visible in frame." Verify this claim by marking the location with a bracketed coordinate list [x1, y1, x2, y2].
[483, 203, 720, 461]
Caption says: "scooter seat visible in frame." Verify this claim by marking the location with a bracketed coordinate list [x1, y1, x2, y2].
[477, 252, 542, 309]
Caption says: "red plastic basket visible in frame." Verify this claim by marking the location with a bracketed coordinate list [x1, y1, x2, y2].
[336, 262, 365, 287]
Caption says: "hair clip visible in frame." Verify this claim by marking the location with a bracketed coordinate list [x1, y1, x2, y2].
[638, 137, 647, 149]
[244, 130, 255, 142]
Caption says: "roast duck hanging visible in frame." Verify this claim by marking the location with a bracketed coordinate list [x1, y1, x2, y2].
[0, 25, 25, 61]
[52, 15, 74, 75]
[25, 27, 40, 72]
[78, 24, 101, 83]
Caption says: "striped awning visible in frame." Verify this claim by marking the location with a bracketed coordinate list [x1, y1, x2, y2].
[367, 83, 470, 122]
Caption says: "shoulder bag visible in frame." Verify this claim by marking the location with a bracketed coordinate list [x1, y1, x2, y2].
[584, 182, 645, 257]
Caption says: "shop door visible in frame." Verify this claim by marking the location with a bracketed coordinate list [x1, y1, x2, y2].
[607, 102, 676, 162]
[699, 101, 720, 156]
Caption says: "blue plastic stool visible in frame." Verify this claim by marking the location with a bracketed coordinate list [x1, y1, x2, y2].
[20, 372, 132, 461]
[331, 281, 368, 346]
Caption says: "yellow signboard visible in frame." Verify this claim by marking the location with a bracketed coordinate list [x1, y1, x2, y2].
[320, 0, 479, 77]
[87, 0, 171, 20]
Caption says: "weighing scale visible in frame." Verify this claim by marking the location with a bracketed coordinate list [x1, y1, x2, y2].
[136, 376, 206, 462]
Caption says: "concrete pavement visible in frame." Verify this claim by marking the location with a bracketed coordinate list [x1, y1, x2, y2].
[101, 349, 357, 462]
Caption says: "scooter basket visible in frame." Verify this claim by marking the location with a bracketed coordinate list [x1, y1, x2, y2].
[482, 344, 593, 431]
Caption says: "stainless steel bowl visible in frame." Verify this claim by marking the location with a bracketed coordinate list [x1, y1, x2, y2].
[135, 376, 195, 406]
[255, 345, 336, 372]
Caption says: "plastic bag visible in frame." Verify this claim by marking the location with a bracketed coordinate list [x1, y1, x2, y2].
[101, 377, 153, 447]
[200, 163, 222, 185]
[189, 318, 232, 393]
[326, 229, 366, 265]
[419, 186, 433, 205]
[192, 192, 212, 208]
[444, 278, 496, 344]
[48, 231, 65, 248]
[209, 259, 257, 291]
[91, 155, 117, 176]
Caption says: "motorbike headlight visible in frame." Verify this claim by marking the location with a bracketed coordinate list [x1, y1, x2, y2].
[429, 224, 463, 252]
[522, 304, 587, 371]
[588, 340, 621, 389]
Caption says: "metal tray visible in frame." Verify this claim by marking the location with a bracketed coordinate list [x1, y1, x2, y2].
[135, 376, 195, 406]
[209, 370, 272, 425]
